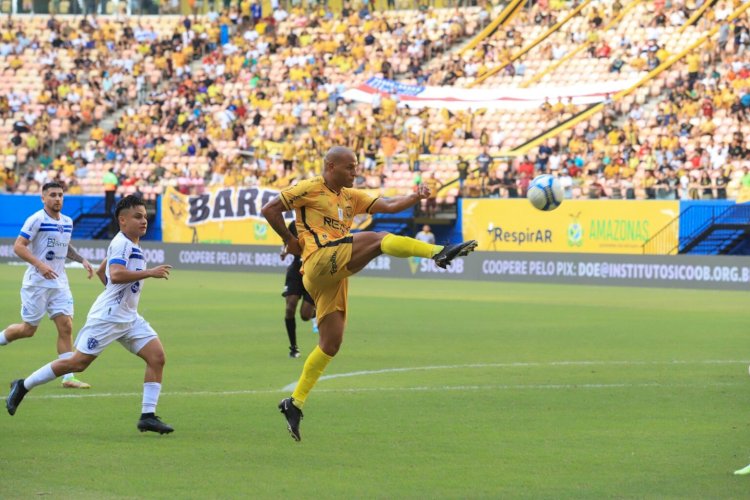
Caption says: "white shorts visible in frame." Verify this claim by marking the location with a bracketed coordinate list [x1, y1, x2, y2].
[20, 286, 74, 326]
[74, 316, 158, 356]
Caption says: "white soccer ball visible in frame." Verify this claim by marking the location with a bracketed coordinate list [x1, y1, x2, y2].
[527, 174, 564, 211]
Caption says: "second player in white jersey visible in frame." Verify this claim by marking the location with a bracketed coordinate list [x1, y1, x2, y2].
[18, 209, 74, 289]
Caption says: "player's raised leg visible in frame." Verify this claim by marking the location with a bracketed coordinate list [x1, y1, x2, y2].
[51, 314, 91, 389]
[135, 338, 173, 434]
[347, 231, 478, 274]
[378, 232, 479, 270]
[6, 351, 96, 415]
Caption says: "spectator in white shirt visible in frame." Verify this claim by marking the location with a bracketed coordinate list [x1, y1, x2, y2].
[273, 8, 288, 23]
[490, 130, 505, 147]
[415, 225, 436, 244]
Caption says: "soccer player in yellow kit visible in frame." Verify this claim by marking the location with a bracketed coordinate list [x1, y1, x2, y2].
[261, 146, 477, 441]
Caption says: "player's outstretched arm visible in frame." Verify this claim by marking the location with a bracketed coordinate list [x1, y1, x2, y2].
[261, 196, 300, 255]
[370, 184, 431, 214]
[67, 244, 93, 279]
[109, 264, 172, 284]
[13, 235, 57, 279]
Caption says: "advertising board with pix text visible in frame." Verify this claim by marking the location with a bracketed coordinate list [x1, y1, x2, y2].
[462, 199, 680, 254]
[1, 240, 749, 291]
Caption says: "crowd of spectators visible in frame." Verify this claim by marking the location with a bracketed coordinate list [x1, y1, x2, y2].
[0, 0, 749, 208]
[0, 13, 181, 193]
[1, 4, 487, 199]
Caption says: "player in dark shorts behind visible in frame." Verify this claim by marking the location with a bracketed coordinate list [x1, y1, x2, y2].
[281, 221, 318, 358]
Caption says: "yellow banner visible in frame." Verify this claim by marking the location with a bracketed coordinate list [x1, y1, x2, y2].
[162, 186, 288, 245]
[462, 199, 679, 254]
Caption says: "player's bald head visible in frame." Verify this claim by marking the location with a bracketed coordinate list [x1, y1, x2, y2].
[322, 146, 359, 189]
[324, 146, 355, 168]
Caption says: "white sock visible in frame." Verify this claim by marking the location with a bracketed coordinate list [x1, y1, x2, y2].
[142, 382, 162, 414]
[312, 318, 318, 329]
[59, 352, 74, 380]
[0, 330, 7, 345]
[24, 362, 57, 390]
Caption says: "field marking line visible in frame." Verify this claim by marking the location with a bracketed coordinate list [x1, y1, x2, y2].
[282, 359, 750, 391]
[28, 381, 744, 401]
[15, 359, 746, 400]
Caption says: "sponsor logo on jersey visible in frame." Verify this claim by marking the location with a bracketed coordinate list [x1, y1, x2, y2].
[323, 216, 348, 231]
[329, 251, 338, 275]
[46, 238, 67, 248]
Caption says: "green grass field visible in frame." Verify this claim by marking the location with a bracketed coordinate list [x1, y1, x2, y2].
[0, 264, 749, 499]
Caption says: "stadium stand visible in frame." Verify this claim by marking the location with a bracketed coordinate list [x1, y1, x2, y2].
[0, 0, 749, 208]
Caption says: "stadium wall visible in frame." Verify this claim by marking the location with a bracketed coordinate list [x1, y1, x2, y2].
[0, 194, 162, 240]
[0, 194, 102, 237]
[677, 200, 736, 245]
[1, 238, 749, 291]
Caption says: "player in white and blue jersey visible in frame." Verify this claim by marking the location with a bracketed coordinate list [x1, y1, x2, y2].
[0, 182, 94, 389]
[6, 195, 175, 434]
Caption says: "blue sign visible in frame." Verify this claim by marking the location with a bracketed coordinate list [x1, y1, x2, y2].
[365, 77, 424, 96]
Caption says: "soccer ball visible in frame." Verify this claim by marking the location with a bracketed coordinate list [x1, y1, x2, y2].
[527, 174, 564, 211]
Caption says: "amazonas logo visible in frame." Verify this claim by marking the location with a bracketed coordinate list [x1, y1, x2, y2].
[587, 218, 651, 242]
[253, 222, 268, 240]
[567, 214, 653, 247]
[567, 212, 583, 247]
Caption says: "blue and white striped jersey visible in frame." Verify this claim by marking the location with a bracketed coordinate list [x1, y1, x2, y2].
[19, 209, 73, 289]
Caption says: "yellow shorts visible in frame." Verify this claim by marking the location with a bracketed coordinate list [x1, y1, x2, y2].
[302, 238, 354, 322]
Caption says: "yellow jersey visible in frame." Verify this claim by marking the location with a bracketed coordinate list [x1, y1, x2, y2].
[279, 176, 378, 261]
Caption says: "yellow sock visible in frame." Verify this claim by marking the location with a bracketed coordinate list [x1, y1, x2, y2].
[291, 345, 333, 408]
[380, 234, 442, 259]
